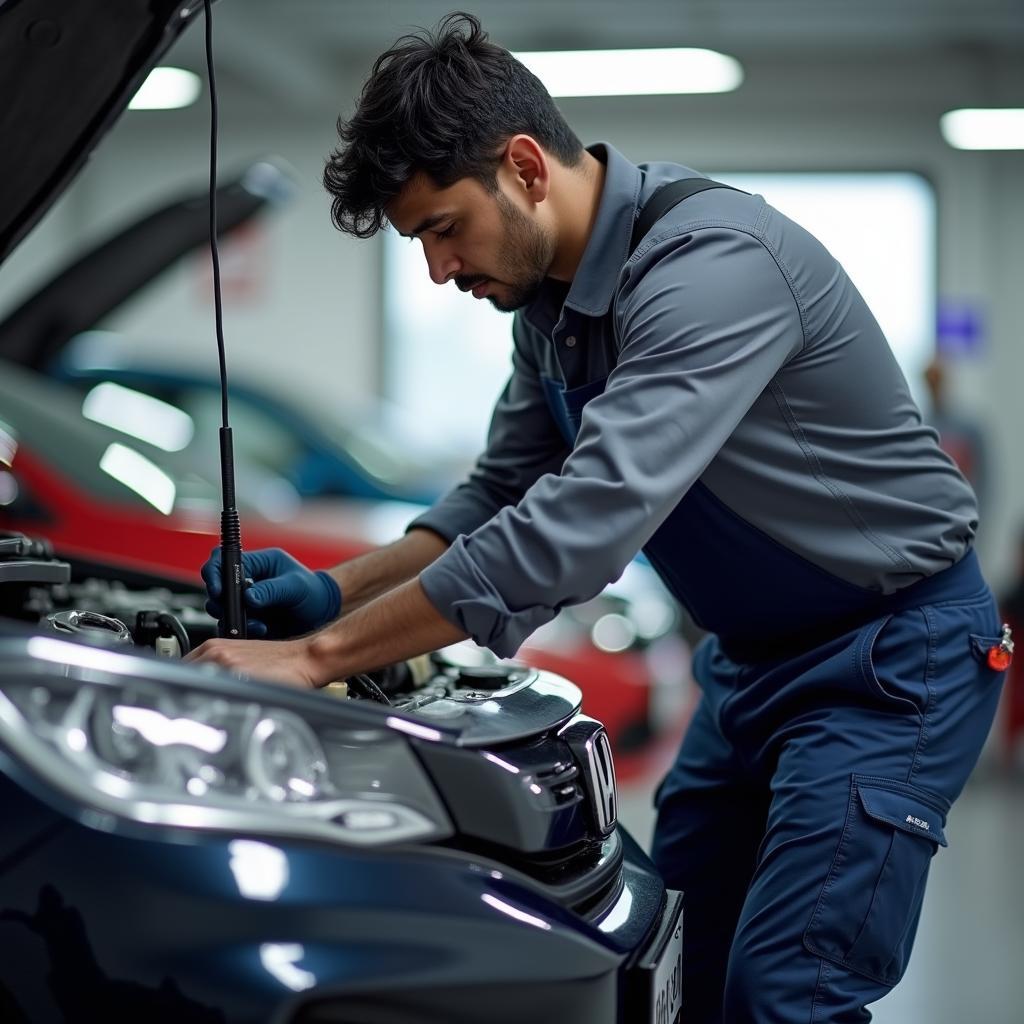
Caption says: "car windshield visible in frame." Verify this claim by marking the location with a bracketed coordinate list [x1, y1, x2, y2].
[62, 332, 435, 487]
[0, 360, 219, 515]
[323, 416, 425, 487]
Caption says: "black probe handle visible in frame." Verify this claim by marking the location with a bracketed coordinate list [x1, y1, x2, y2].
[219, 535, 248, 639]
[217, 428, 247, 640]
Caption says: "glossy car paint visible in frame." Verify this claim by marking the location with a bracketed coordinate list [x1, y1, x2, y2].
[0, 629, 670, 1023]
[2, 442, 373, 586]
[0, 774, 665, 1023]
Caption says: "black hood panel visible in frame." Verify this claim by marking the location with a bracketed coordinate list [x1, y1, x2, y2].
[0, 0, 201, 265]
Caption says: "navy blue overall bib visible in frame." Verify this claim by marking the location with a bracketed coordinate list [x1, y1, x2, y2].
[542, 360, 1006, 1023]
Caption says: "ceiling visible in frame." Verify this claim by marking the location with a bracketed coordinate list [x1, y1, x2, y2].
[169, 0, 1024, 111]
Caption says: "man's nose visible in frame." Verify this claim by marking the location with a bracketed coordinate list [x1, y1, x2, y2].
[424, 243, 460, 285]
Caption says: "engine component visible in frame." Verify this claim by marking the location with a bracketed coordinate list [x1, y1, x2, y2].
[46, 609, 132, 645]
[134, 609, 192, 657]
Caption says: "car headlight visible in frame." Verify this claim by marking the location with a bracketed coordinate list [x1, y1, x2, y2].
[0, 636, 452, 847]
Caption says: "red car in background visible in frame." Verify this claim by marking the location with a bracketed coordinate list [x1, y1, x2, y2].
[0, 360, 394, 580]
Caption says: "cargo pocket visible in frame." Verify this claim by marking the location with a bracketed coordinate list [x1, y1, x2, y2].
[803, 774, 949, 987]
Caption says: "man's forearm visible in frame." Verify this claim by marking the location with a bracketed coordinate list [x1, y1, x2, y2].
[185, 572, 467, 688]
[308, 575, 467, 679]
[327, 527, 449, 614]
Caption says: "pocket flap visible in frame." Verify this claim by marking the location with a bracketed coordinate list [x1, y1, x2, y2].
[855, 779, 948, 847]
[969, 633, 1007, 664]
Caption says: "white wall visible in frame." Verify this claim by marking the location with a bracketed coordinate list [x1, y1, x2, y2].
[2, 48, 1022, 585]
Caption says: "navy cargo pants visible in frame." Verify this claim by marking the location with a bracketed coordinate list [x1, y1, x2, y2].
[650, 551, 1006, 1023]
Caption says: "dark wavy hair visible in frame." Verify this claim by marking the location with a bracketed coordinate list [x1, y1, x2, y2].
[323, 12, 584, 238]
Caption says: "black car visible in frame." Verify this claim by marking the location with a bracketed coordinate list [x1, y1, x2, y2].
[0, 3, 683, 1023]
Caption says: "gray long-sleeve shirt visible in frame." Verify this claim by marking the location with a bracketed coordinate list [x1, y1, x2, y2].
[411, 143, 977, 659]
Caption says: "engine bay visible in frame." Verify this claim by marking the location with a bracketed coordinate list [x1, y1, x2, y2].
[0, 528, 538, 716]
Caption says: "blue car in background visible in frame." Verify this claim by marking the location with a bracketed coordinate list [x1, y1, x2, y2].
[51, 346, 458, 508]
[0, 2, 685, 1022]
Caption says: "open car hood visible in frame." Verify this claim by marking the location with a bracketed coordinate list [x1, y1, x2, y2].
[0, 0, 204, 267]
[0, 1, 295, 371]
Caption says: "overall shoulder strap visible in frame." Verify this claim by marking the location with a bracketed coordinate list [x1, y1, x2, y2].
[629, 178, 743, 254]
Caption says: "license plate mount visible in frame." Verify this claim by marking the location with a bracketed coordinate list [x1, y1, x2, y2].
[628, 888, 683, 1024]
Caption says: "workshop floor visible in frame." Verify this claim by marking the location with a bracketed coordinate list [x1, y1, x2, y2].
[618, 759, 1024, 1024]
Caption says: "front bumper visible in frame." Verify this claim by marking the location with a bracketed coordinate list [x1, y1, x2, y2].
[0, 779, 674, 1024]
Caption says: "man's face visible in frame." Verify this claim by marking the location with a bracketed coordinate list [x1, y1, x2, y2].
[386, 172, 554, 313]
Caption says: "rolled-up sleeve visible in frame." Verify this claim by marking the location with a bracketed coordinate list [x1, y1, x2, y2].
[421, 227, 806, 657]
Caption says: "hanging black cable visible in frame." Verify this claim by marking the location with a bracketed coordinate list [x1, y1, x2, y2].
[204, 0, 229, 431]
[203, 0, 247, 640]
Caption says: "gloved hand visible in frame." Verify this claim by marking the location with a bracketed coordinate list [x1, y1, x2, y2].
[201, 547, 341, 639]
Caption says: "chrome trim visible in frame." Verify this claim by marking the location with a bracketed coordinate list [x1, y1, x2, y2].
[558, 714, 618, 836]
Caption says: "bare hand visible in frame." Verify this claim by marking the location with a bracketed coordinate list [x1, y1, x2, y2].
[184, 636, 327, 688]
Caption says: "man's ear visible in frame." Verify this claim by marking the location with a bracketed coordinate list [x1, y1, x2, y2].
[501, 135, 550, 204]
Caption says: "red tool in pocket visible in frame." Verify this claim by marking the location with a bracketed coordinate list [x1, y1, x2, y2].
[988, 624, 1014, 672]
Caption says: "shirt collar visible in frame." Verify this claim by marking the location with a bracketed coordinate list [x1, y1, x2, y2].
[561, 142, 642, 318]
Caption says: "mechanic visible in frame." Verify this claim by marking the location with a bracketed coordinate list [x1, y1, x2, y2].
[188, 13, 1008, 1023]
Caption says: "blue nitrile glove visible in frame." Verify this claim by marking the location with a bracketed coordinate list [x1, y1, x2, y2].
[202, 547, 341, 639]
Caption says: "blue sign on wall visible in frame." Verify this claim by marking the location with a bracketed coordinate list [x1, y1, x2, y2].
[936, 300, 986, 356]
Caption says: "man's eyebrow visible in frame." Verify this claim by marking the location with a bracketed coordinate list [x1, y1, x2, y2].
[400, 212, 451, 239]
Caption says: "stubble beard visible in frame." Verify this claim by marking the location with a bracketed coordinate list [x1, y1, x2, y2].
[487, 191, 555, 313]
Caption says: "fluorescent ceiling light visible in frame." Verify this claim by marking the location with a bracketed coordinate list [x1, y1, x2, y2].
[99, 443, 176, 515]
[0, 420, 16, 467]
[112, 706, 227, 754]
[512, 47, 743, 97]
[940, 108, 1024, 150]
[259, 944, 317, 992]
[229, 840, 290, 901]
[129, 67, 201, 110]
[83, 382, 195, 452]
